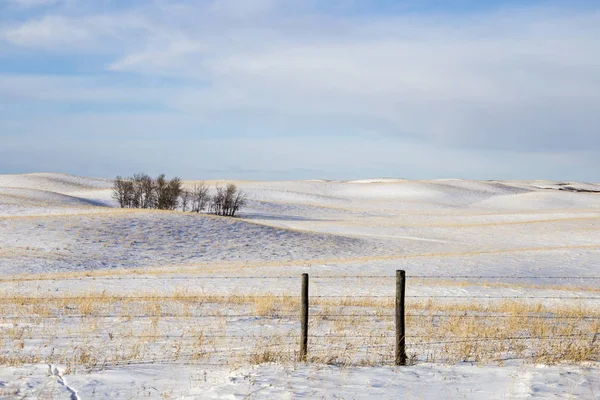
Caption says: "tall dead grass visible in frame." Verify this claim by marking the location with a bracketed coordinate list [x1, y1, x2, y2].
[0, 291, 598, 370]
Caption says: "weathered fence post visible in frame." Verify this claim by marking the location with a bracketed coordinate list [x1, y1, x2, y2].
[300, 273, 309, 361]
[395, 270, 407, 366]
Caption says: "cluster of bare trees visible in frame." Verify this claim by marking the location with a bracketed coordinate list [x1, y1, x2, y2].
[112, 174, 247, 217]
[113, 174, 181, 210]
[180, 183, 210, 213]
[210, 183, 248, 217]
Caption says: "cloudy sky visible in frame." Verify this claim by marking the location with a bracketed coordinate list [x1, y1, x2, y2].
[1, 0, 599, 181]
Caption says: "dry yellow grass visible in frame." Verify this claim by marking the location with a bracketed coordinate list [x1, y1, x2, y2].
[0, 290, 597, 370]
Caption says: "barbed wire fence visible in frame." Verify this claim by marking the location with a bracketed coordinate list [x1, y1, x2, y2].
[0, 272, 599, 369]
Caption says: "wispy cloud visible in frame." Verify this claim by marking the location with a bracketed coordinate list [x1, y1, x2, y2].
[5, 0, 60, 9]
[0, 1, 599, 179]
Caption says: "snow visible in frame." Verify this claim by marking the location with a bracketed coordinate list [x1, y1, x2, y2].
[0, 173, 599, 398]
[1, 363, 598, 399]
[0, 173, 111, 193]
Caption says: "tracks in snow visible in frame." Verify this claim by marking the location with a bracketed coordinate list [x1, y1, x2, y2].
[49, 364, 80, 400]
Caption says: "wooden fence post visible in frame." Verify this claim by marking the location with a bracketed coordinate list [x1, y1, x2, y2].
[395, 270, 407, 366]
[300, 273, 309, 361]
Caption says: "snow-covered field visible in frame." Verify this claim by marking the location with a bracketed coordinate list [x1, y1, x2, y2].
[0, 173, 599, 399]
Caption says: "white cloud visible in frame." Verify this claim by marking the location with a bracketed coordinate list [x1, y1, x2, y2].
[106, 37, 205, 74]
[6, 0, 59, 8]
[0, 8, 154, 51]
[1, 0, 599, 169]
[0, 74, 168, 104]
[209, 0, 279, 18]
[2, 15, 90, 46]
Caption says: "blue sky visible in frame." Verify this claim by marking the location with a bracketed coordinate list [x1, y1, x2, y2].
[1, 0, 599, 181]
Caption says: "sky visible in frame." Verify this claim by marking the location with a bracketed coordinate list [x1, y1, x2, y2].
[0, 0, 599, 181]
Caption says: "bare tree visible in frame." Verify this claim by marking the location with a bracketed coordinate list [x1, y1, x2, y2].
[137, 173, 155, 209]
[113, 173, 188, 212]
[112, 176, 129, 208]
[155, 174, 168, 210]
[180, 190, 191, 212]
[190, 183, 209, 213]
[165, 177, 183, 210]
[210, 183, 247, 217]
[112, 177, 138, 208]
[229, 185, 247, 217]
[130, 173, 145, 209]
[210, 185, 226, 215]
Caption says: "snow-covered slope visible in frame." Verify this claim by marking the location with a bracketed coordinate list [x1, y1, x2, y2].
[0, 173, 113, 215]
[0, 172, 111, 193]
[2, 173, 599, 217]
[1, 173, 599, 398]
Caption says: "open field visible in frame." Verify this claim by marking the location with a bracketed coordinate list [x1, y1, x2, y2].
[0, 173, 599, 398]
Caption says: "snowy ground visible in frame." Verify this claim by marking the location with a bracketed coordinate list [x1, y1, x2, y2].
[0, 173, 599, 399]
[2, 362, 599, 399]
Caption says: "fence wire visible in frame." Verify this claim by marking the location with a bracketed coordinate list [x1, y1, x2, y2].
[1, 275, 600, 282]
[1, 273, 599, 368]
